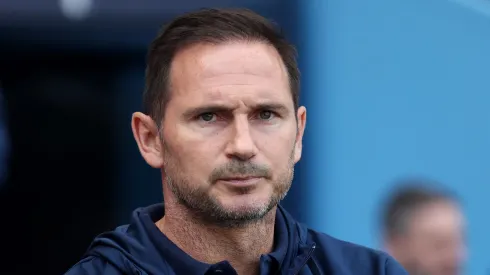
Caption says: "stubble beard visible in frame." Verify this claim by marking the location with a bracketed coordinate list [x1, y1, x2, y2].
[162, 142, 295, 228]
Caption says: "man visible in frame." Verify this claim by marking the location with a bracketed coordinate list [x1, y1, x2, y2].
[380, 181, 466, 275]
[66, 8, 407, 275]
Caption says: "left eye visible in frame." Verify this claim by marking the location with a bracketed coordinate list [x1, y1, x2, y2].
[259, 110, 274, 120]
[199, 112, 216, 122]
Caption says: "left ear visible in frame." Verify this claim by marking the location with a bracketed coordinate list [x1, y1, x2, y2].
[293, 106, 306, 163]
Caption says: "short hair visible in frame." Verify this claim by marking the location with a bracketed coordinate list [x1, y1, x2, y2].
[143, 8, 300, 127]
[380, 179, 458, 239]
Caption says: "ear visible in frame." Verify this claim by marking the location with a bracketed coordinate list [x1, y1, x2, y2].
[383, 235, 405, 260]
[131, 112, 164, 168]
[293, 106, 307, 163]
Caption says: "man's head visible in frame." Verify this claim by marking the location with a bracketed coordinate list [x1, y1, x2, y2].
[381, 180, 466, 275]
[131, 8, 306, 227]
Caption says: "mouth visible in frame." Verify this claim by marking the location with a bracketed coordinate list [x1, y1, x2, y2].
[217, 176, 263, 186]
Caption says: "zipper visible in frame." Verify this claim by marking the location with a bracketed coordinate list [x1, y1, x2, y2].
[292, 244, 316, 275]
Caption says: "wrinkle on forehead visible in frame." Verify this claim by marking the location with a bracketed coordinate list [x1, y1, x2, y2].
[197, 44, 285, 78]
[169, 41, 289, 96]
[209, 88, 286, 107]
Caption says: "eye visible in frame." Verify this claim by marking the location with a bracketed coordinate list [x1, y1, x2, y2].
[199, 113, 216, 122]
[259, 110, 274, 120]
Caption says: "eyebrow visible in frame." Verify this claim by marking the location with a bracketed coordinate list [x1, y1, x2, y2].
[182, 103, 290, 119]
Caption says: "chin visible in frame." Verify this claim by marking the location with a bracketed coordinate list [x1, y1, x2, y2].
[221, 194, 276, 216]
[195, 192, 279, 227]
[221, 190, 271, 207]
[225, 198, 268, 211]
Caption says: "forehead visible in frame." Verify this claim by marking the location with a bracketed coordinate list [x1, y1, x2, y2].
[410, 202, 464, 236]
[168, 41, 291, 107]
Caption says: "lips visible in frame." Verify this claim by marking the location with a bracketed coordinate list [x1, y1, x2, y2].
[219, 176, 261, 181]
[216, 176, 263, 187]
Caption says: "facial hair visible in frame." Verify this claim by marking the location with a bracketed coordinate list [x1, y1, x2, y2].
[162, 142, 295, 228]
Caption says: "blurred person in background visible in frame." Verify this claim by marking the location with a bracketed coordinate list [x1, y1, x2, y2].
[380, 180, 466, 275]
[65, 8, 407, 275]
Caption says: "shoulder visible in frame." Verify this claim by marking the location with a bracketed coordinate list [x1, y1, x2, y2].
[64, 256, 119, 275]
[64, 256, 146, 275]
[306, 229, 407, 275]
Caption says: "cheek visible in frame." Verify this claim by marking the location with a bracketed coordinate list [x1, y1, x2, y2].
[167, 134, 223, 176]
[255, 126, 296, 150]
[255, 133, 295, 169]
[412, 239, 441, 262]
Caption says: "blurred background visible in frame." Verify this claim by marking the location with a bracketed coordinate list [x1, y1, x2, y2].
[1, 0, 489, 274]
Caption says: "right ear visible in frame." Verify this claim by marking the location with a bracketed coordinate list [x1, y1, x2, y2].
[131, 112, 164, 168]
[382, 235, 404, 260]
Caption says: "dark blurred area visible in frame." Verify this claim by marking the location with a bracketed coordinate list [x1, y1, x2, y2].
[0, 48, 122, 274]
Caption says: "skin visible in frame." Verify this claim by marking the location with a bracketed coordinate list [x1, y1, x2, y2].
[131, 41, 307, 274]
[385, 201, 466, 275]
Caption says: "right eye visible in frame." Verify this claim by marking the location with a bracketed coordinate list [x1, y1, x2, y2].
[199, 113, 216, 122]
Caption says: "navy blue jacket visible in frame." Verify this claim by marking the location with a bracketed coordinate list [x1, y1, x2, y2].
[65, 204, 407, 275]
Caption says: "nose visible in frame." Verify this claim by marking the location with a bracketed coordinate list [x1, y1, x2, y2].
[225, 116, 257, 161]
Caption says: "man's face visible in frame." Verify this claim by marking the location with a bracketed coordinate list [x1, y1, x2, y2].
[403, 202, 466, 275]
[160, 41, 306, 226]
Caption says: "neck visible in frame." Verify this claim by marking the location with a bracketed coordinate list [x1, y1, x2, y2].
[156, 201, 276, 275]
